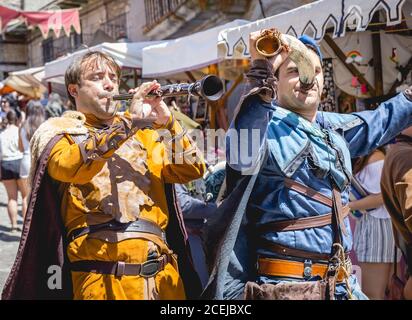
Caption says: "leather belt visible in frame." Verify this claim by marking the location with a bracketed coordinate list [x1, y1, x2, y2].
[257, 257, 350, 283]
[67, 218, 165, 243]
[256, 206, 350, 233]
[257, 238, 334, 261]
[70, 254, 171, 278]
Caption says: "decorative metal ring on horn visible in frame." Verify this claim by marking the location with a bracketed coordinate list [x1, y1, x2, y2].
[255, 28, 317, 91]
[255, 29, 283, 57]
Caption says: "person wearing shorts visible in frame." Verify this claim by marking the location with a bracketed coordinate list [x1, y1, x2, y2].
[0, 110, 27, 232]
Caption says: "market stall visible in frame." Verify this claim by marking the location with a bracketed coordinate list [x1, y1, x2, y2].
[142, 19, 248, 79]
[216, 0, 411, 282]
[3, 67, 46, 98]
[142, 19, 250, 130]
[218, 0, 411, 113]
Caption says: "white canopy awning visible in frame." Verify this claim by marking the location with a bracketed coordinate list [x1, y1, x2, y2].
[218, 0, 406, 59]
[10, 66, 44, 79]
[142, 19, 249, 78]
[44, 41, 161, 80]
[5, 66, 47, 98]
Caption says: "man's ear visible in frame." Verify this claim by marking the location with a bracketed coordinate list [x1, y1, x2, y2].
[68, 84, 79, 99]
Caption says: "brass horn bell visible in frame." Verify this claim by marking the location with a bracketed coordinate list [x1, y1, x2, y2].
[255, 30, 283, 57]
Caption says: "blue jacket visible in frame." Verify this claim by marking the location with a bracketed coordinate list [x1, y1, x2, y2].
[203, 62, 412, 299]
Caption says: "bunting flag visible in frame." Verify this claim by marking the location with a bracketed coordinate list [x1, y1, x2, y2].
[0, 5, 19, 32]
[0, 5, 81, 39]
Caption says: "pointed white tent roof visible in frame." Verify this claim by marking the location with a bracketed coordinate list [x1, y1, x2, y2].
[218, 0, 406, 59]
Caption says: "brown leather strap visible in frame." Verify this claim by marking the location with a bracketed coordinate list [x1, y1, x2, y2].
[67, 218, 166, 243]
[332, 187, 348, 236]
[77, 116, 153, 164]
[70, 254, 171, 278]
[256, 205, 349, 233]
[256, 238, 331, 261]
[284, 178, 333, 207]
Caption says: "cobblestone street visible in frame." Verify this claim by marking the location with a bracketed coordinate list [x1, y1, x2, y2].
[0, 183, 23, 293]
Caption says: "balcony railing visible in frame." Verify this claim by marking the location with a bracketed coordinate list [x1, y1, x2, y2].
[82, 13, 128, 46]
[101, 13, 128, 41]
[42, 31, 82, 63]
[144, 0, 187, 32]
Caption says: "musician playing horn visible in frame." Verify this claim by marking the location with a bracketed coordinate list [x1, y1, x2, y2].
[204, 29, 412, 300]
[2, 51, 206, 300]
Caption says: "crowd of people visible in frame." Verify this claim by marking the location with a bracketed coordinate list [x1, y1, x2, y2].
[0, 29, 411, 301]
[0, 93, 66, 232]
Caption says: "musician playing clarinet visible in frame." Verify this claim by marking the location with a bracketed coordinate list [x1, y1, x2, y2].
[2, 51, 206, 300]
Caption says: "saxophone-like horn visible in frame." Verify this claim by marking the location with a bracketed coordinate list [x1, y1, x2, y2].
[255, 29, 316, 91]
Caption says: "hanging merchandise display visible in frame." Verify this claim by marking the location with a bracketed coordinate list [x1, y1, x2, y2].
[338, 91, 356, 114]
[345, 33, 371, 96]
[395, 66, 412, 94]
[345, 50, 363, 64]
[380, 33, 412, 94]
[389, 48, 399, 65]
[360, 84, 368, 95]
[319, 58, 338, 112]
[351, 76, 359, 87]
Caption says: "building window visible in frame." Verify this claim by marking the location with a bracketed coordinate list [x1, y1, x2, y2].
[42, 37, 54, 63]
[42, 31, 82, 63]
[144, 0, 186, 32]
[101, 13, 128, 41]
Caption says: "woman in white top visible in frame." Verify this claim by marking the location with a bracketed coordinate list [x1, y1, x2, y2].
[0, 110, 26, 232]
[349, 147, 397, 299]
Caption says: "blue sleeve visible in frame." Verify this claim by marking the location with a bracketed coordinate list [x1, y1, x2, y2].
[175, 184, 217, 220]
[321, 93, 412, 158]
[226, 95, 272, 172]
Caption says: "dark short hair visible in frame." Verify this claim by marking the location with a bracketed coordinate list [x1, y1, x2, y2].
[6, 109, 17, 125]
[64, 51, 121, 107]
[2, 94, 17, 108]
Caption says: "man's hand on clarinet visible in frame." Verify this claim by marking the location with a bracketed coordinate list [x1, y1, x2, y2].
[129, 80, 171, 127]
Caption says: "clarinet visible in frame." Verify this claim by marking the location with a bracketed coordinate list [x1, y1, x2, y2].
[112, 75, 224, 102]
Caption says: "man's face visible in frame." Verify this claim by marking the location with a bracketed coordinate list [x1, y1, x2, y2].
[1, 101, 10, 112]
[71, 58, 120, 122]
[276, 49, 324, 117]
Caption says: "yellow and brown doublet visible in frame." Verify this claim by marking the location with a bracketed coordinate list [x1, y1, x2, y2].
[31, 110, 205, 300]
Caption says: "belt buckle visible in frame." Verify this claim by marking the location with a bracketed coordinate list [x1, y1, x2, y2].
[115, 261, 126, 277]
[140, 259, 161, 278]
[303, 259, 312, 280]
